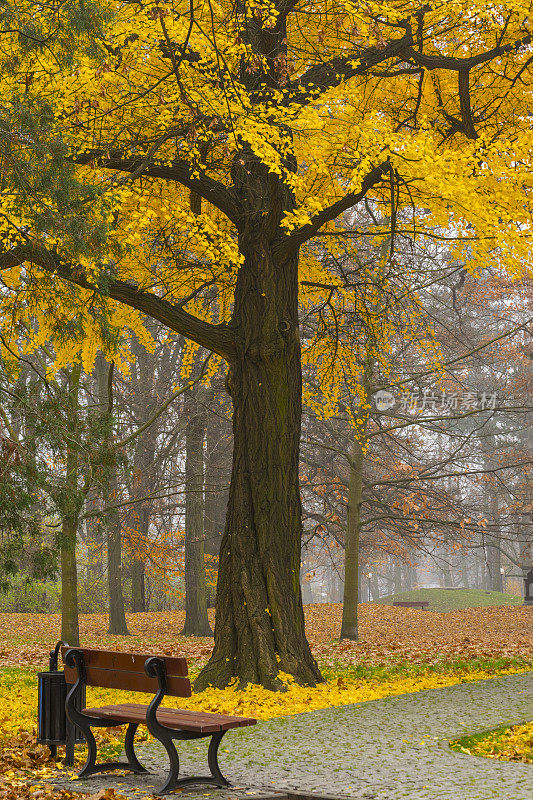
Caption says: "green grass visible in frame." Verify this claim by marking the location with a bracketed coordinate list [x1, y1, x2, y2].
[320, 655, 532, 683]
[373, 587, 523, 612]
[450, 722, 513, 752]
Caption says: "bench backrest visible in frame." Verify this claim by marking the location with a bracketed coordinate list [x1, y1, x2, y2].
[62, 647, 192, 698]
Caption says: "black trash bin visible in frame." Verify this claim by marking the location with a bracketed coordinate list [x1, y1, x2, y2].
[37, 641, 85, 765]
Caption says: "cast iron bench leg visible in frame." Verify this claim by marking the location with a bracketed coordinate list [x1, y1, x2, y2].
[77, 720, 148, 778]
[124, 723, 149, 774]
[156, 733, 181, 794]
[208, 731, 230, 786]
[154, 731, 230, 795]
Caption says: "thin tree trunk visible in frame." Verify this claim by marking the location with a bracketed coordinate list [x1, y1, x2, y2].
[441, 560, 453, 587]
[195, 172, 322, 688]
[394, 561, 403, 593]
[61, 513, 80, 645]
[60, 363, 82, 645]
[460, 558, 469, 588]
[131, 558, 146, 611]
[340, 439, 364, 639]
[181, 393, 212, 636]
[106, 474, 129, 634]
[486, 491, 503, 591]
[131, 509, 148, 612]
[341, 354, 371, 640]
[95, 355, 129, 635]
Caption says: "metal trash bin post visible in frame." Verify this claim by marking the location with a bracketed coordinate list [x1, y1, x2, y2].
[37, 641, 85, 766]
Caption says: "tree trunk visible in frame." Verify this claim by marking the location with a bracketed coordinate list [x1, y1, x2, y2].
[460, 558, 469, 588]
[95, 355, 129, 635]
[203, 397, 231, 558]
[203, 402, 231, 606]
[131, 557, 146, 612]
[181, 393, 212, 636]
[340, 441, 364, 639]
[131, 509, 147, 612]
[340, 354, 371, 639]
[127, 415, 156, 613]
[106, 474, 129, 635]
[60, 363, 82, 645]
[61, 513, 80, 645]
[394, 561, 403, 593]
[441, 563, 453, 587]
[486, 491, 503, 591]
[195, 181, 322, 688]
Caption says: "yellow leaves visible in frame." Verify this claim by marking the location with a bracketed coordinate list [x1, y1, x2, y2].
[2, 0, 533, 378]
[451, 722, 533, 764]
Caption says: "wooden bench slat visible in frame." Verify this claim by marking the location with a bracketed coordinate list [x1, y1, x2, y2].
[83, 704, 256, 733]
[114, 703, 257, 727]
[64, 665, 192, 698]
[61, 647, 188, 677]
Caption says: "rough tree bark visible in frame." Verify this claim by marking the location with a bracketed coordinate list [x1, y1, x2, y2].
[203, 397, 231, 607]
[194, 145, 322, 690]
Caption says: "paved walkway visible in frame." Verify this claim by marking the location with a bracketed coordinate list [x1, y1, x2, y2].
[58, 672, 532, 800]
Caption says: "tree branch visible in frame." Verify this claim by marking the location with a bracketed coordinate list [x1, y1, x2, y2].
[115, 354, 213, 448]
[402, 31, 533, 71]
[284, 27, 413, 107]
[277, 162, 390, 255]
[0, 245, 236, 360]
[74, 149, 241, 225]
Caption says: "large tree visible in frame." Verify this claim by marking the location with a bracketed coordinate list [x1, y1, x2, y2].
[1, 0, 533, 688]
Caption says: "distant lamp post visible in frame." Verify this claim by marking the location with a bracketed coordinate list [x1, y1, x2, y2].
[524, 569, 533, 606]
[368, 572, 372, 603]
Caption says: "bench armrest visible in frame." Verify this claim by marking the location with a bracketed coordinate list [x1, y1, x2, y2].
[63, 648, 90, 729]
[144, 657, 168, 739]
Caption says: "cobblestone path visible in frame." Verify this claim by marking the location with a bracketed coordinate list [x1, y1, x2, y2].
[57, 671, 532, 800]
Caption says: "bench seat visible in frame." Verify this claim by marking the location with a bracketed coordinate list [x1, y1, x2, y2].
[84, 703, 257, 734]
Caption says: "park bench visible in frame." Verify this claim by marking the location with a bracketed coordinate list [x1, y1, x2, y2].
[392, 601, 429, 609]
[62, 646, 256, 795]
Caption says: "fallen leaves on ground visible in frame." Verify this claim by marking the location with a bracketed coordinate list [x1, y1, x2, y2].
[0, 730, 79, 800]
[451, 721, 533, 764]
[0, 604, 531, 670]
[0, 604, 531, 800]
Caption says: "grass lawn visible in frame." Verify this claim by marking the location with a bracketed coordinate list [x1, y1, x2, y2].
[451, 721, 533, 764]
[373, 587, 523, 612]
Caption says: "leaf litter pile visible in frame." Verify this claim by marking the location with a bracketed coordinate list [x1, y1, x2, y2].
[0, 603, 531, 799]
